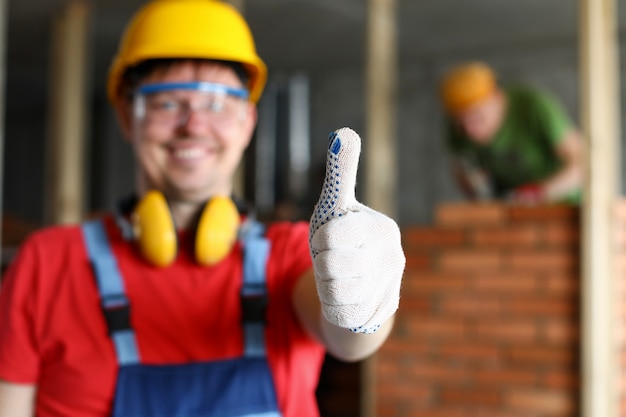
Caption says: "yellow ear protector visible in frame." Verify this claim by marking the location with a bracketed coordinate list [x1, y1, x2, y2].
[128, 190, 240, 267]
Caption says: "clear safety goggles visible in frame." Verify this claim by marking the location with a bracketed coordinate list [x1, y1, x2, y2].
[133, 82, 249, 128]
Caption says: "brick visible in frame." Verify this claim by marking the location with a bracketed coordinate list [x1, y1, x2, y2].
[436, 203, 507, 228]
[397, 296, 431, 315]
[542, 273, 580, 295]
[403, 227, 466, 248]
[470, 226, 540, 247]
[473, 319, 538, 343]
[377, 356, 421, 381]
[504, 296, 577, 317]
[471, 273, 539, 294]
[616, 226, 626, 248]
[439, 294, 503, 316]
[541, 222, 581, 247]
[439, 250, 502, 271]
[473, 368, 538, 386]
[440, 388, 501, 407]
[615, 257, 626, 283]
[401, 407, 466, 417]
[613, 199, 626, 221]
[437, 343, 502, 362]
[620, 361, 626, 386]
[508, 346, 577, 366]
[505, 250, 577, 272]
[377, 383, 433, 405]
[407, 362, 471, 382]
[376, 403, 404, 417]
[391, 317, 425, 340]
[542, 370, 579, 389]
[402, 271, 467, 295]
[504, 388, 575, 414]
[405, 253, 431, 269]
[407, 318, 467, 340]
[508, 205, 580, 223]
[542, 319, 580, 345]
[375, 355, 404, 376]
[379, 338, 434, 358]
[458, 409, 533, 417]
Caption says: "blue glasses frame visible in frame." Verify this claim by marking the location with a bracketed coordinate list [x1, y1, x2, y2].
[136, 82, 249, 100]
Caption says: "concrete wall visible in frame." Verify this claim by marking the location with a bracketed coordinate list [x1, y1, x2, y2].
[0, 2, 619, 230]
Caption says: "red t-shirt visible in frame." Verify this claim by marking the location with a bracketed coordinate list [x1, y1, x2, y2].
[0, 215, 325, 417]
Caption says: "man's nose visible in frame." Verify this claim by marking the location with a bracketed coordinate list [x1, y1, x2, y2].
[177, 107, 211, 135]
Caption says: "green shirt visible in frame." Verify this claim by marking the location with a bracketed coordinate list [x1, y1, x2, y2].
[446, 86, 579, 203]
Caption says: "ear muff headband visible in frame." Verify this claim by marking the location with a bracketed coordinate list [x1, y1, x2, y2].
[130, 191, 241, 267]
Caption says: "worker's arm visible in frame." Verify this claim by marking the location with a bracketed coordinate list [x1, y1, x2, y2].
[540, 128, 585, 202]
[450, 156, 493, 201]
[297, 127, 405, 361]
[292, 268, 394, 361]
[0, 380, 35, 417]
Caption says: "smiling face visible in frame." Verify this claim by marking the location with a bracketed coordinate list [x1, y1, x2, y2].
[115, 60, 257, 205]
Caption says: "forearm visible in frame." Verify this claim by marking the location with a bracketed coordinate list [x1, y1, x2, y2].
[541, 129, 586, 202]
[319, 313, 394, 362]
[451, 158, 492, 201]
[541, 161, 583, 202]
[0, 380, 36, 417]
[293, 269, 394, 362]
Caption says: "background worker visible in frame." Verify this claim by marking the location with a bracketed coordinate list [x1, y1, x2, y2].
[440, 61, 585, 204]
[0, 1, 405, 416]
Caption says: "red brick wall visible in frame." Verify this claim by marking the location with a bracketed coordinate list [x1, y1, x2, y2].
[377, 203, 581, 417]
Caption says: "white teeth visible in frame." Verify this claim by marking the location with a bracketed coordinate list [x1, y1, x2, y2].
[174, 148, 204, 159]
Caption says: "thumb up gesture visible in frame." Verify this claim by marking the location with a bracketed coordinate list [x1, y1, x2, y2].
[309, 127, 405, 334]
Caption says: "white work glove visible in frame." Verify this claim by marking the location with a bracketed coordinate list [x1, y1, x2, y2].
[309, 127, 406, 334]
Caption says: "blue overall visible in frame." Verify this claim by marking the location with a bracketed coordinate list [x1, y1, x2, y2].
[81, 219, 282, 417]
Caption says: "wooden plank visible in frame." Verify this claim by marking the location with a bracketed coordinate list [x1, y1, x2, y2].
[365, 0, 397, 217]
[579, 0, 621, 416]
[45, 1, 89, 224]
[364, 1, 397, 416]
[0, 0, 7, 262]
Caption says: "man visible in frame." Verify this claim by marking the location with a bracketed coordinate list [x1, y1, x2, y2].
[0, 1, 405, 416]
[440, 61, 585, 204]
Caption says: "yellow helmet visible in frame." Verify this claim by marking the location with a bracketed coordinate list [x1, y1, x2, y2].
[440, 62, 497, 114]
[107, 0, 267, 103]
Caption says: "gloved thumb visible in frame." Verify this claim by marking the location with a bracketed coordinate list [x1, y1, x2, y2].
[308, 127, 405, 333]
[310, 127, 361, 239]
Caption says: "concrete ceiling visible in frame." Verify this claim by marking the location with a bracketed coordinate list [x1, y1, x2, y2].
[5, 0, 593, 96]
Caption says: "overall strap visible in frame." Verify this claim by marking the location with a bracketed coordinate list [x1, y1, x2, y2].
[82, 219, 140, 366]
[240, 219, 271, 358]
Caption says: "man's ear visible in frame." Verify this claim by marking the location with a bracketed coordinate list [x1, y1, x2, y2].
[113, 99, 134, 141]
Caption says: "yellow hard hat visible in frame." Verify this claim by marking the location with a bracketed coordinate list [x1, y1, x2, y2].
[107, 0, 267, 103]
[440, 62, 497, 113]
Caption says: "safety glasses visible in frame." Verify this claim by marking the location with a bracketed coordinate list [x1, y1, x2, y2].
[133, 82, 249, 128]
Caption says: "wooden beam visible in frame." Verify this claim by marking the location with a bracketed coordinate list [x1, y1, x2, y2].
[579, 0, 621, 416]
[45, 1, 90, 224]
[365, 0, 397, 217]
[0, 0, 7, 261]
[363, 1, 397, 416]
